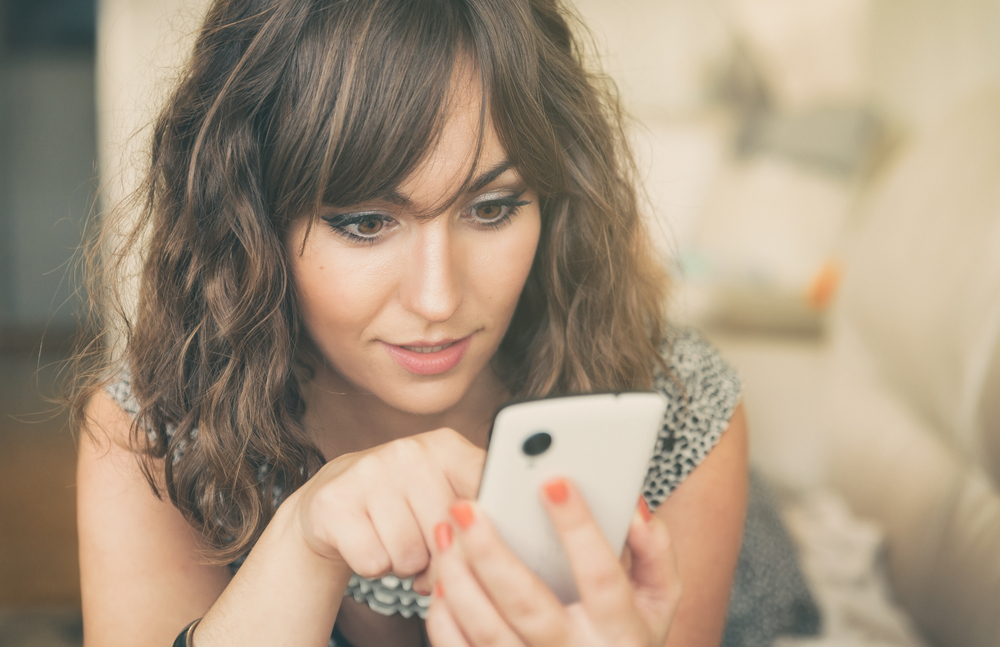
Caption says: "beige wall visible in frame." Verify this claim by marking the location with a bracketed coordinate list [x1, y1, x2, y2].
[96, 0, 209, 349]
[97, 0, 209, 208]
[870, 0, 1000, 134]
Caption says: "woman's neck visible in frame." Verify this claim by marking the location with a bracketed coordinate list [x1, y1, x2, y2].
[299, 361, 506, 461]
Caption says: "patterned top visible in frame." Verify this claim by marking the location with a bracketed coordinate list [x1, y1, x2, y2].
[107, 328, 741, 638]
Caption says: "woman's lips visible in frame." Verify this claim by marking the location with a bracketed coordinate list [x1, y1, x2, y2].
[381, 336, 472, 376]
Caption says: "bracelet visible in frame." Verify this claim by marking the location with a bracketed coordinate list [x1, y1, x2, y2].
[172, 618, 202, 647]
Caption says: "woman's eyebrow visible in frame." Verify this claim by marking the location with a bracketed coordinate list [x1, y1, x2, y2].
[379, 161, 513, 207]
[469, 161, 513, 192]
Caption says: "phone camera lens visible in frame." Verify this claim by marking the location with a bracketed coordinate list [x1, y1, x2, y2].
[522, 432, 552, 456]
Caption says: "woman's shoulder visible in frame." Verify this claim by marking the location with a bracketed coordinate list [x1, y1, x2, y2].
[643, 327, 742, 507]
[106, 374, 140, 418]
[79, 379, 141, 453]
[654, 328, 741, 403]
[105, 373, 179, 445]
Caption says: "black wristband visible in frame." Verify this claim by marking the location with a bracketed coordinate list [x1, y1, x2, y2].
[172, 619, 201, 647]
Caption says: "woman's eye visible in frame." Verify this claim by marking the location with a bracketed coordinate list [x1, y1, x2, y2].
[467, 193, 530, 228]
[321, 212, 394, 242]
[474, 203, 506, 222]
[354, 216, 384, 236]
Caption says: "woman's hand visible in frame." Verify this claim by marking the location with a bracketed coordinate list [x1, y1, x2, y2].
[291, 428, 486, 585]
[425, 480, 681, 647]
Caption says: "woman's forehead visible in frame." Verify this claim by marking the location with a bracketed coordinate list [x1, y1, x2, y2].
[367, 65, 518, 212]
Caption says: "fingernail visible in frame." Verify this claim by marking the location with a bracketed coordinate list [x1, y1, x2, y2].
[434, 581, 445, 598]
[450, 501, 475, 529]
[434, 521, 452, 551]
[543, 478, 569, 504]
[415, 585, 431, 596]
[638, 496, 652, 523]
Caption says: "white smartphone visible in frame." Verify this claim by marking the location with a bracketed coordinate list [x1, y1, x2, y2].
[476, 392, 668, 604]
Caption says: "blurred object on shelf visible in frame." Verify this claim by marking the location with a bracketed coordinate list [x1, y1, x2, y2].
[605, 0, 886, 336]
[738, 106, 884, 177]
[670, 155, 854, 334]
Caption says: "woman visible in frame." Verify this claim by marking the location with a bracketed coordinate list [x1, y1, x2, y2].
[73, 0, 747, 645]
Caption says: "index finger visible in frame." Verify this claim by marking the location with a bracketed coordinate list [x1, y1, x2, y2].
[539, 479, 635, 624]
[420, 428, 487, 499]
[445, 501, 571, 646]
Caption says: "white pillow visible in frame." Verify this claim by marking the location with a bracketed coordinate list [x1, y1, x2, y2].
[835, 85, 1000, 486]
[828, 84, 1000, 647]
[826, 366, 1000, 647]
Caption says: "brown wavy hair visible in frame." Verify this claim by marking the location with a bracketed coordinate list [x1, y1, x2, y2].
[72, 0, 667, 563]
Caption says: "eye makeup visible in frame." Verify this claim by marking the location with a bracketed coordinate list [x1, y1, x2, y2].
[320, 189, 531, 244]
[320, 211, 396, 245]
[464, 190, 531, 231]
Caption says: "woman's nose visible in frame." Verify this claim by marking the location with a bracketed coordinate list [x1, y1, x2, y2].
[399, 222, 463, 323]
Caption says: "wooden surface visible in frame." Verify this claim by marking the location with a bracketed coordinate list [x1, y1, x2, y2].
[0, 352, 80, 607]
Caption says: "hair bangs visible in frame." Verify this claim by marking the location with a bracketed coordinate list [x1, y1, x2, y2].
[263, 0, 484, 220]
[465, 0, 569, 198]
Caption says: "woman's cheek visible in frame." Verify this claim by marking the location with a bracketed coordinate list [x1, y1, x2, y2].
[469, 211, 540, 307]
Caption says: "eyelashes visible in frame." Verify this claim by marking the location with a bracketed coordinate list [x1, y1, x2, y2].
[467, 193, 531, 231]
[321, 212, 393, 243]
[321, 192, 531, 244]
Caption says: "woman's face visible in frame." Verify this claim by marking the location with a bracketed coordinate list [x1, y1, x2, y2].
[286, 71, 541, 417]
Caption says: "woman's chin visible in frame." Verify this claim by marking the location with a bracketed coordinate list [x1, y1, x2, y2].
[308, 348, 501, 423]
[376, 384, 469, 419]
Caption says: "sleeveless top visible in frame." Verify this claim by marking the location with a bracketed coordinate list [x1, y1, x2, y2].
[107, 328, 741, 629]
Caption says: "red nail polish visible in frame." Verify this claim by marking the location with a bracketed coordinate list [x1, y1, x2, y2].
[434, 521, 452, 551]
[434, 581, 445, 598]
[638, 496, 652, 523]
[450, 501, 474, 529]
[543, 479, 569, 504]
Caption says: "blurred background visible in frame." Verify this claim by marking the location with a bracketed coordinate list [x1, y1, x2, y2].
[0, 0, 94, 644]
[1, 0, 999, 645]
